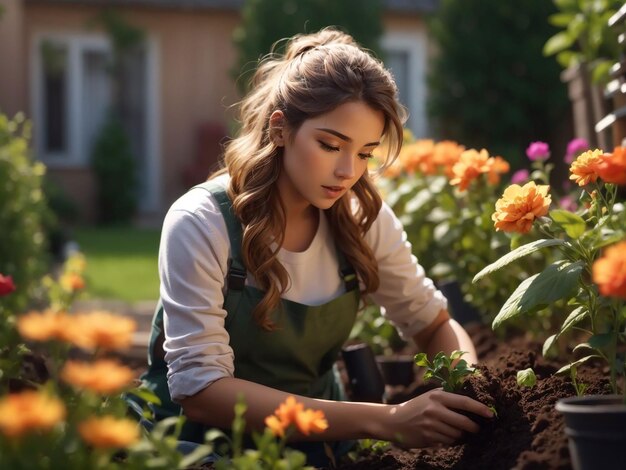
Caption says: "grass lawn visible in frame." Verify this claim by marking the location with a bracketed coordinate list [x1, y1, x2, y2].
[73, 227, 161, 303]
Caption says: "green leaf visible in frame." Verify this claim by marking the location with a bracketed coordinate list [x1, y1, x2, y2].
[588, 332, 613, 349]
[550, 210, 586, 238]
[492, 261, 584, 329]
[543, 31, 576, 56]
[556, 355, 600, 375]
[591, 59, 613, 83]
[473, 239, 566, 283]
[549, 12, 576, 27]
[543, 334, 558, 356]
[450, 350, 466, 361]
[179, 444, 214, 468]
[516, 368, 537, 387]
[559, 306, 588, 335]
[414, 353, 429, 367]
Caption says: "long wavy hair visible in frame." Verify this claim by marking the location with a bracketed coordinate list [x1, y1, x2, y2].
[217, 28, 406, 330]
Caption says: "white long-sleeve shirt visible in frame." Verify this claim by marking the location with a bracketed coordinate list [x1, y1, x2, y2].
[159, 175, 447, 402]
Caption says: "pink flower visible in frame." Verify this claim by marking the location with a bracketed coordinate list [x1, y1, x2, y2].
[526, 141, 550, 161]
[0, 274, 16, 296]
[558, 195, 577, 212]
[565, 138, 589, 164]
[511, 169, 529, 184]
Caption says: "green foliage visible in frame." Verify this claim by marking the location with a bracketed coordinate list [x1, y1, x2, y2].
[516, 368, 537, 387]
[233, 0, 383, 93]
[544, 0, 622, 83]
[91, 117, 138, 225]
[0, 112, 49, 314]
[427, 0, 569, 162]
[414, 350, 477, 393]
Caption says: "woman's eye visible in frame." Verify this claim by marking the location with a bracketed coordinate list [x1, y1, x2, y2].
[358, 152, 374, 160]
[318, 141, 339, 152]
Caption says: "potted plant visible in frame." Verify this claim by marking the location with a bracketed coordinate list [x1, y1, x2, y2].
[473, 146, 626, 470]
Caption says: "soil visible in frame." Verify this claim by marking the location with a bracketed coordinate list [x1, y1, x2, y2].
[334, 324, 614, 470]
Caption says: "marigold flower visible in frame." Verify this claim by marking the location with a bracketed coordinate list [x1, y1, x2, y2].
[596, 147, 626, 185]
[492, 182, 551, 234]
[67, 311, 136, 351]
[274, 395, 304, 424]
[265, 415, 287, 437]
[60, 273, 85, 291]
[294, 408, 328, 435]
[17, 310, 70, 342]
[485, 156, 510, 185]
[432, 140, 464, 177]
[526, 141, 550, 161]
[592, 241, 626, 300]
[78, 416, 140, 448]
[400, 139, 436, 175]
[0, 274, 16, 296]
[61, 360, 135, 394]
[569, 149, 603, 186]
[449, 148, 491, 191]
[0, 390, 65, 438]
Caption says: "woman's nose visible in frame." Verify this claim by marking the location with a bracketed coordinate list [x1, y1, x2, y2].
[335, 153, 356, 179]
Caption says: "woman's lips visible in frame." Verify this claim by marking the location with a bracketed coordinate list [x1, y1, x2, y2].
[322, 185, 345, 198]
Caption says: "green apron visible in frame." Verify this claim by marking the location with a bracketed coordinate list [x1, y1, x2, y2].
[141, 181, 360, 462]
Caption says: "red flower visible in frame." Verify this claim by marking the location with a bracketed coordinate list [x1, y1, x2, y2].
[0, 274, 16, 296]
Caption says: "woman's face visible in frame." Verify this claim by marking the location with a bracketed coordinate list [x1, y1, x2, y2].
[276, 100, 385, 212]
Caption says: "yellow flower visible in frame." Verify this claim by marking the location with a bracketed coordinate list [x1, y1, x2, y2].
[0, 390, 65, 438]
[569, 149, 603, 186]
[78, 416, 140, 448]
[61, 360, 135, 394]
[67, 311, 136, 351]
[592, 241, 626, 300]
[60, 273, 85, 291]
[17, 310, 69, 342]
[492, 182, 551, 234]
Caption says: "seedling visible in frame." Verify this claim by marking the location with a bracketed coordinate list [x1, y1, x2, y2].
[516, 368, 537, 388]
[414, 350, 477, 393]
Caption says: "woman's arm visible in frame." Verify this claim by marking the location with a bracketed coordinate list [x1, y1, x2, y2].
[181, 375, 493, 448]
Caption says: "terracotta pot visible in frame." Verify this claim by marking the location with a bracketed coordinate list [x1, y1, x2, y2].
[555, 395, 626, 470]
[376, 355, 415, 387]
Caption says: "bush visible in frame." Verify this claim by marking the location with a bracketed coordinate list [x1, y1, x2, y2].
[91, 116, 138, 225]
[0, 112, 49, 313]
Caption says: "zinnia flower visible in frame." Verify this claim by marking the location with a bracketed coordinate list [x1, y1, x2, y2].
[596, 147, 626, 185]
[399, 140, 436, 175]
[449, 148, 491, 191]
[565, 138, 589, 164]
[0, 390, 65, 438]
[61, 360, 135, 394]
[294, 408, 328, 435]
[17, 310, 70, 342]
[485, 156, 510, 185]
[264, 396, 327, 437]
[526, 141, 550, 161]
[0, 274, 16, 296]
[78, 416, 140, 448]
[511, 169, 529, 185]
[432, 140, 465, 177]
[569, 149, 603, 186]
[67, 311, 136, 351]
[592, 241, 626, 300]
[492, 182, 551, 234]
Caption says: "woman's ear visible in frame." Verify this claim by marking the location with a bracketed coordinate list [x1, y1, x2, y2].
[269, 110, 286, 146]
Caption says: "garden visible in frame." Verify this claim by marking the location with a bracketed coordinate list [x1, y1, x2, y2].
[1, 1, 626, 470]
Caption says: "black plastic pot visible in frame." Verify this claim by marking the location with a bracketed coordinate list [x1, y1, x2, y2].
[437, 279, 482, 326]
[341, 343, 385, 403]
[376, 356, 415, 387]
[555, 395, 626, 470]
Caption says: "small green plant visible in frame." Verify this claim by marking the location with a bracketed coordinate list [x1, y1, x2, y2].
[414, 350, 477, 393]
[516, 368, 538, 388]
[557, 364, 590, 397]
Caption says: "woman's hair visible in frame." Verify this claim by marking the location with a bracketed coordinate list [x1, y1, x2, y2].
[220, 27, 407, 330]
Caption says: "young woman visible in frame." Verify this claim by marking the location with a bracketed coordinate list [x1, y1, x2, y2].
[142, 28, 493, 466]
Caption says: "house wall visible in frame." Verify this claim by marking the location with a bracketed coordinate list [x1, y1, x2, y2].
[0, 0, 27, 117]
[23, 3, 240, 221]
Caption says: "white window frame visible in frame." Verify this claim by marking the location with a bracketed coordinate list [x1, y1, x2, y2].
[382, 29, 428, 138]
[31, 32, 161, 212]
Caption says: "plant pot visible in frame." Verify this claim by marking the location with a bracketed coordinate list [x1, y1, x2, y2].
[555, 395, 626, 470]
[437, 279, 482, 326]
[341, 343, 385, 403]
[376, 355, 415, 387]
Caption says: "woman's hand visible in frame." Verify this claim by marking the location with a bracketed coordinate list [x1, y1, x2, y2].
[383, 388, 494, 448]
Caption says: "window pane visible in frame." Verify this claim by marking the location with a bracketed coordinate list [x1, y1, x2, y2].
[41, 41, 68, 154]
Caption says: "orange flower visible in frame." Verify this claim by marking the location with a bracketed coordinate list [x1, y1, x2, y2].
[592, 241, 626, 300]
[400, 140, 436, 175]
[449, 148, 491, 191]
[432, 140, 465, 177]
[61, 360, 135, 394]
[492, 182, 551, 234]
[569, 149, 603, 186]
[17, 310, 70, 342]
[265, 415, 287, 437]
[0, 390, 65, 438]
[596, 147, 626, 185]
[485, 156, 510, 185]
[78, 416, 140, 448]
[67, 311, 136, 351]
[60, 273, 85, 291]
[294, 408, 328, 435]
[274, 395, 304, 424]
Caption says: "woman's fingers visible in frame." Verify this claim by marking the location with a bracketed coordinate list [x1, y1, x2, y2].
[437, 391, 494, 419]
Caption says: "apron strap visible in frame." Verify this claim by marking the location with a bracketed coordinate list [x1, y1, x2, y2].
[336, 247, 358, 292]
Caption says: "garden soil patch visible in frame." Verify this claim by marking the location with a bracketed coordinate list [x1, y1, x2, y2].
[335, 324, 613, 470]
